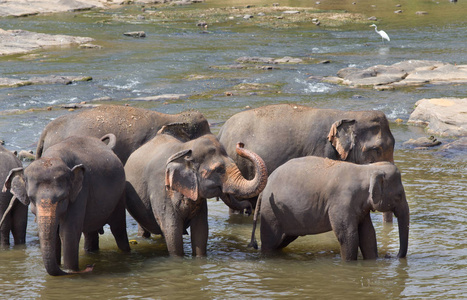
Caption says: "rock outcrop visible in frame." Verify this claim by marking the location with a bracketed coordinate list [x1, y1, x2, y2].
[0, 29, 94, 56]
[408, 98, 467, 137]
[316, 60, 467, 89]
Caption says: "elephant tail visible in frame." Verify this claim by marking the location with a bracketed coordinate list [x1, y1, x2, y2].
[100, 133, 117, 151]
[248, 191, 263, 250]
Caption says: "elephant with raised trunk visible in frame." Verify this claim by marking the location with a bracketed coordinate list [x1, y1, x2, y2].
[36, 105, 210, 164]
[218, 104, 395, 221]
[0, 145, 27, 247]
[125, 123, 268, 257]
[250, 157, 409, 261]
[4, 134, 130, 276]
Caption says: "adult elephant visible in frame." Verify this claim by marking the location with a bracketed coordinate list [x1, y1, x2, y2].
[125, 123, 268, 257]
[0, 145, 27, 247]
[4, 134, 130, 276]
[250, 157, 409, 260]
[36, 105, 210, 164]
[218, 104, 395, 221]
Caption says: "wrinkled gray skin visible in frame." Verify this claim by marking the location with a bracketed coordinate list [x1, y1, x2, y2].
[252, 156, 409, 261]
[5, 135, 130, 276]
[36, 105, 210, 165]
[218, 104, 395, 221]
[125, 123, 268, 257]
[36, 105, 210, 237]
[0, 145, 27, 247]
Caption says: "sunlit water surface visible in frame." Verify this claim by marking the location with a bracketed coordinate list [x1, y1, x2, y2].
[0, 0, 466, 298]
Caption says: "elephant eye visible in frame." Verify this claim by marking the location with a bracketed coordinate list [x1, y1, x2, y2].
[216, 165, 226, 175]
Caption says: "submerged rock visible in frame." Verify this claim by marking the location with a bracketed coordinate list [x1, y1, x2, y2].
[403, 136, 441, 149]
[408, 98, 467, 137]
[435, 137, 467, 159]
[0, 75, 92, 88]
[123, 31, 146, 38]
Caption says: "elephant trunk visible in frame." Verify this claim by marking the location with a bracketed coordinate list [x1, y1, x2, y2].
[36, 201, 67, 276]
[394, 195, 410, 258]
[219, 194, 252, 215]
[222, 143, 268, 199]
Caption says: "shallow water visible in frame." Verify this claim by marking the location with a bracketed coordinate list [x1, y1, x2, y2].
[0, 0, 466, 299]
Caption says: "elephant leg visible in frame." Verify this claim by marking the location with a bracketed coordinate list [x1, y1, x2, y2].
[108, 195, 130, 252]
[11, 203, 27, 245]
[260, 216, 285, 252]
[0, 214, 11, 246]
[189, 201, 208, 257]
[331, 218, 359, 261]
[277, 235, 298, 249]
[138, 225, 151, 238]
[358, 214, 378, 259]
[383, 211, 394, 222]
[60, 232, 81, 271]
[84, 231, 99, 252]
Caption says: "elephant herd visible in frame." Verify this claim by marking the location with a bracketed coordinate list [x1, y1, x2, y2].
[0, 103, 409, 276]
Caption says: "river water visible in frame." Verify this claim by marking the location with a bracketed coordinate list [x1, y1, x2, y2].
[0, 0, 466, 299]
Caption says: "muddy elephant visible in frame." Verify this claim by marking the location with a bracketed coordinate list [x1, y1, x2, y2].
[36, 105, 210, 164]
[250, 156, 409, 261]
[125, 123, 268, 257]
[218, 104, 395, 220]
[0, 145, 27, 247]
[4, 134, 130, 276]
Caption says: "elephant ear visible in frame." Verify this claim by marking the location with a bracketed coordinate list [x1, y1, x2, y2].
[3, 167, 29, 206]
[165, 149, 199, 201]
[70, 164, 85, 203]
[327, 119, 356, 161]
[158, 123, 191, 142]
[368, 170, 385, 208]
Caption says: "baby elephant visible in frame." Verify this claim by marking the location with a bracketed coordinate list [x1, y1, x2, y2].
[3, 134, 130, 276]
[251, 156, 409, 261]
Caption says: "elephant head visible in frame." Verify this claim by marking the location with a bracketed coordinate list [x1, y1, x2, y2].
[368, 163, 409, 258]
[327, 112, 395, 164]
[163, 125, 268, 213]
[4, 158, 85, 276]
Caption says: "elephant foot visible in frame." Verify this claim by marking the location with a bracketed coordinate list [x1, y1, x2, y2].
[70, 264, 94, 274]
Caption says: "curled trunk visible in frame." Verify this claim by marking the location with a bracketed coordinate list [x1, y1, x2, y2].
[222, 143, 268, 199]
[394, 196, 410, 258]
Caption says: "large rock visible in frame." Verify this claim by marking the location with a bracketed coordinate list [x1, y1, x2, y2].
[319, 60, 467, 89]
[408, 98, 467, 137]
[0, 29, 94, 56]
[435, 137, 467, 159]
[0, 0, 105, 17]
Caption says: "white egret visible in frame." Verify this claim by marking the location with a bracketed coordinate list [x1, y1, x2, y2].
[370, 24, 390, 42]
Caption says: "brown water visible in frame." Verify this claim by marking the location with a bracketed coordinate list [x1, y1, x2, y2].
[1, 0, 466, 298]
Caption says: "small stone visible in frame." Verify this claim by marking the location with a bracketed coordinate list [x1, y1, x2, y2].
[243, 14, 253, 19]
[368, 16, 377, 21]
[123, 31, 146, 38]
[273, 3, 280, 6]
[415, 11, 428, 15]
[395, 4, 401, 7]
[283, 10, 300, 14]
[394, 10, 403, 13]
